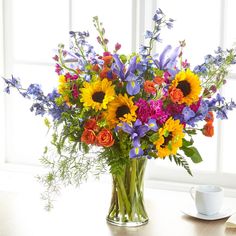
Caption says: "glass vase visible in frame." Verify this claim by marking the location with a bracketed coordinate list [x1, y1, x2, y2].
[106, 157, 148, 227]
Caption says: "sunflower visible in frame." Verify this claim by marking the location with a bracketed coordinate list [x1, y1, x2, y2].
[58, 75, 68, 94]
[154, 117, 185, 158]
[58, 75, 71, 105]
[80, 78, 115, 111]
[169, 69, 201, 105]
[105, 93, 137, 128]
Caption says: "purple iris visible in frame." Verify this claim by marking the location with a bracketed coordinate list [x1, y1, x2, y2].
[112, 54, 141, 95]
[154, 45, 180, 70]
[125, 73, 140, 95]
[120, 119, 158, 158]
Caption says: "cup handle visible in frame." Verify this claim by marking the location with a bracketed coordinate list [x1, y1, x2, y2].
[190, 187, 195, 200]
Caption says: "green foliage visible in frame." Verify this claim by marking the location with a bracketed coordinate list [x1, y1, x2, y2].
[99, 146, 129, 176]
[180, 145, 203, 163]
[149, 133, 159, 143]
[169, 154, 193, 176]
[38, 121, 107, 210]
[147, 151, 157, 158]
[44, 118, 51, 128]
[182, 138, 194, 147]
[120, 54, 127, 64]
[99, 132, 131, 176]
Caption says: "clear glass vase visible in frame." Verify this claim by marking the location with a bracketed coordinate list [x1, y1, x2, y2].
[106, 157, 148, 227]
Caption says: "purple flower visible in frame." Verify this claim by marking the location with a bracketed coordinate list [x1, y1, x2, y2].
[145, 30, 154, 39]
[120, 120, 149, 158]
[147, 119, 158, 131]
[27, 84, 43, 98]
[125, 73, 140, 95]
[130, 147, 144, 158]
[182, 107, 195, 122]
[112, 54, 125, 80]
[155, 45, 180, 70]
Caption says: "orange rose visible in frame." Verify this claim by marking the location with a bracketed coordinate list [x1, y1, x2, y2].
[169, 87, 184, 103]
[202, 123, 214, 137]
[81, 129, 96, 145]
[144, 80, 156, 94]
[102, 56, 113, 66]
[99, 66, 110, 79]
[97, 128, 114, 147]
[154, 76, 164, 85]
[84, 118, 99, 132]
[92, 64, 100, 72]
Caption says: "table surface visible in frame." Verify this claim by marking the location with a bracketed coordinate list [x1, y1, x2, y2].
[0, 182, 236, 236]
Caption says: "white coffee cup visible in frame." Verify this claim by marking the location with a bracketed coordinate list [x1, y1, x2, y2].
[190, 185, 224, 216]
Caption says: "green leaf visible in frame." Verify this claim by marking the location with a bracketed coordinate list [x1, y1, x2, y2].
[185, 129, 197, 135]
[43, 146, 48, 154]
[175, 154, 193, 176]
[44, 118, 51, 128]
[182, 138, 194, 147]
[167, 142, 172, 151]
[147, 151, 157, 158]
[163, 130, 169, 137]
[120, 54, 127, 64]
[181, 146, 203, 163]
[149, 133, 159, 143]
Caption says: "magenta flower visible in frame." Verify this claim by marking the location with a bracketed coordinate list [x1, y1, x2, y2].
[135, 98, 169, 125]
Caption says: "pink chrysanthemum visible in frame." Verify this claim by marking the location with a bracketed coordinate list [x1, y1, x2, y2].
[135, 99, 169, 125]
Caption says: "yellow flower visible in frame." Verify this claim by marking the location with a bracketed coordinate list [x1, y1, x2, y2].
[58, 75, 71, 105]
[58, 75, 68, 94]
[169, 69, 201, 105]
[105, 93, 137, 128]
[80, 78, 115, 111]
[154, 117, 185, 158]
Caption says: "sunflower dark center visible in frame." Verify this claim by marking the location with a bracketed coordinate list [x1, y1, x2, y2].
[161, 132, 173, 148]
[92, 91, 105, 103]
[116, 105, 130, 119]
[176, 80, 191, 97]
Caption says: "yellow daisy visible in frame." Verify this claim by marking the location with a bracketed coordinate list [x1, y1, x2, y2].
[154, 117, 185, 158]
[80, 78, 115, 111]
[105, 93, 137, 128]
[169, 69, 201, 105]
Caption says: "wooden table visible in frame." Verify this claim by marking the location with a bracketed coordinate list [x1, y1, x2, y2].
[0, 181, 236, 236]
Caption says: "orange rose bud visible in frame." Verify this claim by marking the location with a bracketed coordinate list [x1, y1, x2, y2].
[97, 128, 115, 147]
[92, 64, 100, 72]
[204, 111, 214, 124]
[84, 118, 99, 132]
[202, 123, 214, 137]
[81, 129, 96, 145]
[99, 66, 110, 79]
[102, 56, 113, 66]
[154, 76, 164, 85]
[169, 87, 184, 103]
[144, 80, 156, 94]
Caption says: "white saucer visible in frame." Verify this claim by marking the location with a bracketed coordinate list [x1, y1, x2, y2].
[181, 205, 234, 221]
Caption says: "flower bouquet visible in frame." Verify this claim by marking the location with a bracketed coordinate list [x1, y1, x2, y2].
[2, 9, 236, 226]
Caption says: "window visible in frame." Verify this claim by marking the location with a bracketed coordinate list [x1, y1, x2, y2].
[1, 0, 236, 188]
